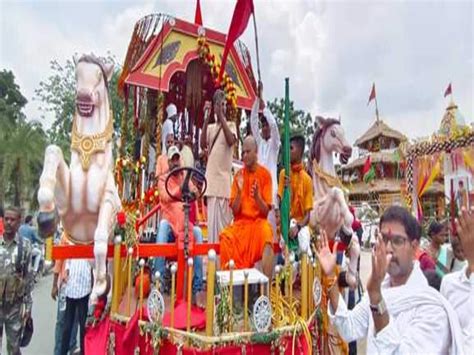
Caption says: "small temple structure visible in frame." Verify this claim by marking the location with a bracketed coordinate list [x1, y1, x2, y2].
[341, 118, 406, 210]
[341, 117, 445, 213]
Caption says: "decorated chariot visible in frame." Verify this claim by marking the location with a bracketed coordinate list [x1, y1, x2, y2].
[36, 12, 360, 355]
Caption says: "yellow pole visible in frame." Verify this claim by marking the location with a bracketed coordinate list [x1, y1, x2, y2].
[205, 250, 216, 336]
[111, 235, 122, 313]
[289, 253, 295, 312]
[309, 259, 315, 314]
[301, 252, 308, 320]
[274, 265, 281, 328]
[138, 259, 145, 320]
[243, 270, 249, 332]
[229, 259, 234, 332]
[186, 258, 193, 333]
[126, 247, 134, 317]
[45, 236, 53, 261]
[154, 271, 160, 292]
[284, 247, 289, 297]
[170, 263, 177, 330]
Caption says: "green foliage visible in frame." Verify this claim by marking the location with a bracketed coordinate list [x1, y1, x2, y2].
[34, 54, 129, 160]
[0, 70, 47, 207]
[266, 98, 314, 155]
[0, 70, 27, 125]
[239, 98, 314, 162]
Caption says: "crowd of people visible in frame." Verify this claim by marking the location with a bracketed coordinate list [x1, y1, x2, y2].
[153, 84, 473, 354]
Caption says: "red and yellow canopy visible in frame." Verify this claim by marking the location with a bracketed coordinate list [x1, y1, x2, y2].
[124, 17, 257, 110]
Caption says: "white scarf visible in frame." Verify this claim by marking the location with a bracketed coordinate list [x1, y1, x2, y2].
[382, 262, 464, 355]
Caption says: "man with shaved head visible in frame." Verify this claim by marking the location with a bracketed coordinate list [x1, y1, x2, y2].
[219, 136, 274, 278]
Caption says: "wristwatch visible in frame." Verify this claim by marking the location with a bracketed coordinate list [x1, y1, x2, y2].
[369, 298, 387, 315]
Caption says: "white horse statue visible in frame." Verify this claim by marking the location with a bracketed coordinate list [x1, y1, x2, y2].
[37, 54, 121, 304]
[309, 116, 360, 288]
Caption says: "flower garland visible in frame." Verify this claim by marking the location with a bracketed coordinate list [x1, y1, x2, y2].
[86, 297, 111, 328]
[197, 36, 237, 109]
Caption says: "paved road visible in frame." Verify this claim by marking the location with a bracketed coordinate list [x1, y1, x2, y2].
[1, 273, 56, 355]
[10, 251, 372, 355]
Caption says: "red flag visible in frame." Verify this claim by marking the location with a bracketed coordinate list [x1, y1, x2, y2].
[195, 0, 203, 26]
[444, 83, 452, 97]
[362, 155, 372, 175]
[218, 0, 254, 84]
[367, 83, 376, 105]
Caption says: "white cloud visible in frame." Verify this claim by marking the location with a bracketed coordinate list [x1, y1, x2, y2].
[0, 0, 472, 147]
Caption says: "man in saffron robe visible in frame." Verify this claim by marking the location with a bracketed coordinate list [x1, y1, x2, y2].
[277, 131, 313, 254]
[220, 136, 274, 278]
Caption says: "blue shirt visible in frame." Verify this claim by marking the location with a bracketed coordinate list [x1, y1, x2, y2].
[19, 224, 42, 244]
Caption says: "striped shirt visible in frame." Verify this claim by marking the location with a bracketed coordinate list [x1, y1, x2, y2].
[64, 259, 92, 299]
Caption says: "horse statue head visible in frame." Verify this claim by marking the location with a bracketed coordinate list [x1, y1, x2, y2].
[73, 54, 114, 135]
[310, 116, 352, 170]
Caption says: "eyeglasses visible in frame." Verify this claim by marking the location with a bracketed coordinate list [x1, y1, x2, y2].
[381, 233, 408, 248]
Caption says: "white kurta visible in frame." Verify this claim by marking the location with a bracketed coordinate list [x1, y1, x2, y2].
[441, 265, 474, 354]
[328, 262, 464, 354]
[250, 99, 280, 206]
[161, 118, 174, 154]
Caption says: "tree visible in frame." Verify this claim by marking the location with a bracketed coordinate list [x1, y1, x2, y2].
[0, 70, 27, 125]
[266, 97, 315, 153]
[239, 98, 315, 157]
[35, 55, 128, 160]
[0, 70, 47, 207]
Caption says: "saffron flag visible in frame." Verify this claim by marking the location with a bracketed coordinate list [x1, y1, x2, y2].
[444, 83, 452, 97]
[218, 0, 254, 84]
[367, 83, 376, 105]
[195, 0, 203, 26]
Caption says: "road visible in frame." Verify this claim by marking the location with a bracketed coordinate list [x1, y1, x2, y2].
[11, 251, 372, 355]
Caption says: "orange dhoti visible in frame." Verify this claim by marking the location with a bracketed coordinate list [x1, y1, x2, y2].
[220, 218, 273, 270]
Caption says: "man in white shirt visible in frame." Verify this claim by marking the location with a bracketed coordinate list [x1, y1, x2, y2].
[162, 103, 178, 154]
[441, 207, 474, 353]
[200, 90, 237, 243]
[316, 205, 463, 354]
[250, 82, 280, 240]
[60, 259, 92, 355]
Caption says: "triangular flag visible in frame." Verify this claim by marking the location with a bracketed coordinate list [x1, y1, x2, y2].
[195, 0, 203, 25]
[367, 83, 376, 105]
[444, 83, 452, 98]
[218, 0, 254, 84]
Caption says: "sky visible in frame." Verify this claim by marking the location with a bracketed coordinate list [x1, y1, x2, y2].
[0, 0, 472, 146]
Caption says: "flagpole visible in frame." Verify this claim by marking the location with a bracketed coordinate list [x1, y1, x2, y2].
[252, 11, 262, 84]
[374, 94, 380, 122]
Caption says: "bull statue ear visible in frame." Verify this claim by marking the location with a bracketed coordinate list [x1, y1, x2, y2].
[103, 62, 114, 82]
[73, 53, 80, 66]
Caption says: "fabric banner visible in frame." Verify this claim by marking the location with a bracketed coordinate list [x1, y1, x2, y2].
[416, 154, 442, 220]
[85, 317, 310, 354]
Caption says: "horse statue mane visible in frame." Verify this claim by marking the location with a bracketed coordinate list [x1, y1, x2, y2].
[38, 53, 121, 304]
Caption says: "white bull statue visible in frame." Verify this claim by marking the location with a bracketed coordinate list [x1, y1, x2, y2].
[37, 53, 121, 304]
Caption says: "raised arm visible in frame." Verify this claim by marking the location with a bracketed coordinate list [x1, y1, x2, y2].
[264, 108, 280, 149]
[200, 101, 211, 151]
[250, 98, 262, 144]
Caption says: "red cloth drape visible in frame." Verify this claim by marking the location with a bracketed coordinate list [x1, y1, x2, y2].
[218, 0, 254, 83]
